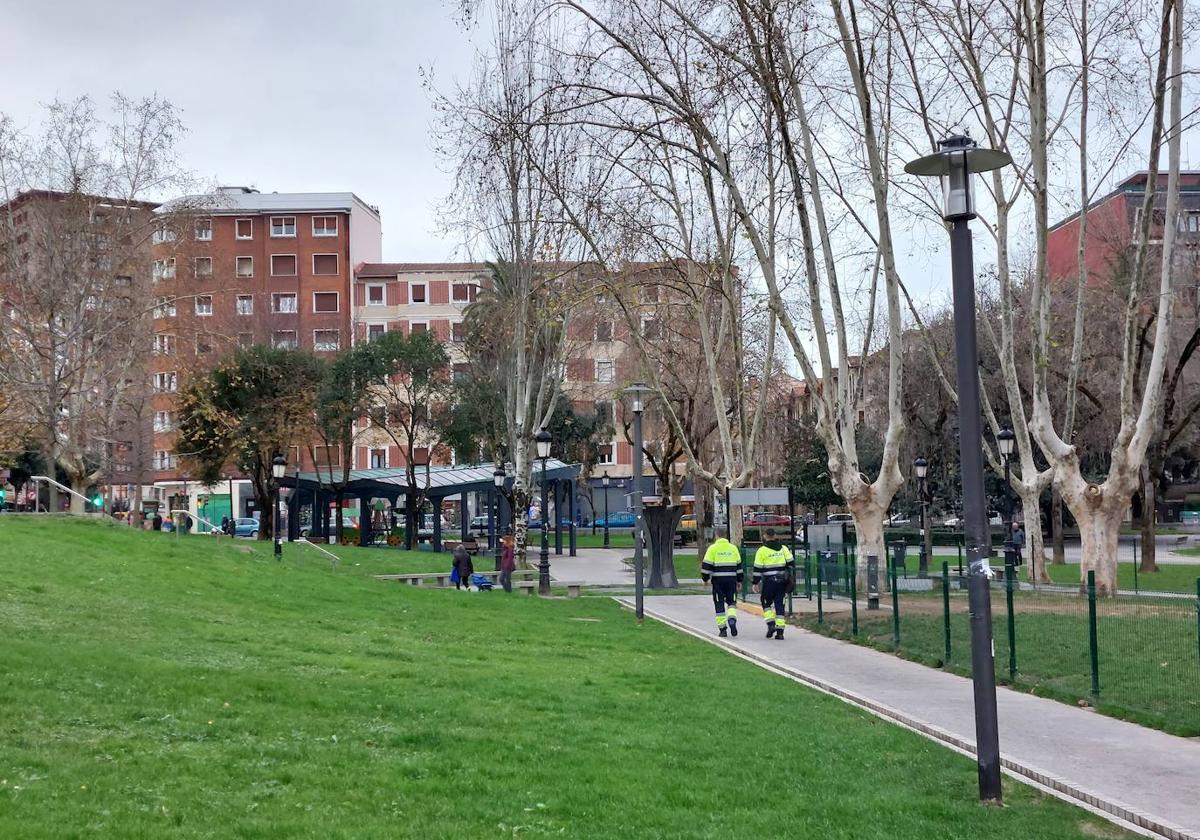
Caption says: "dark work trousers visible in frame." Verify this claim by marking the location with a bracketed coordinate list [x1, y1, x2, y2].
[499, 570, 513, 592]
[710, 576, 738, 623]
[760, 576, 787, 625]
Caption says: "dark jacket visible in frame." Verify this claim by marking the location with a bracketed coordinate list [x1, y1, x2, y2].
[500, 541, 516, 573]
[453, 546, 474, 578]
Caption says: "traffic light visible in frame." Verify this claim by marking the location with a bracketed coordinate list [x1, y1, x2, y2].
[0, 488, 6, 505]
[92, 495, 103, 508]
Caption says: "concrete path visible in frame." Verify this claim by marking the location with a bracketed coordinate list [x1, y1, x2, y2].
[545, 547, 632, 585]
[623, 594, 1200, 840]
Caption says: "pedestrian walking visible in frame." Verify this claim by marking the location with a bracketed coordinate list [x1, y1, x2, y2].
[499, 532, 515, 593]
[1011, 522, 1026, 565]
[701, 535, 744, 637]
[452, 544, 474, 591]
[752, 528, 795, 640]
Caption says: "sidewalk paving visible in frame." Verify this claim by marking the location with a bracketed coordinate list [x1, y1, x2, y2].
[623, 594, 1200, 840]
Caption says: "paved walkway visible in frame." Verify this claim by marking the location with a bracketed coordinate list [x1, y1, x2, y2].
[623, 594, 1200, 840]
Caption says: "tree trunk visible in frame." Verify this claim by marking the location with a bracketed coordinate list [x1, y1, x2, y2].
[404, 495, 418, 550]
[1139, 463, 1159, 572]
[645, 505, 683, 588]
[69, 477, 86, 514]
[848, 498, 887, 591]
[335, 492, 345, 544]
[1068, 494, 1122, 596]
[511, 486, 531, 568]
[693, 477, 710, 561]
[1018, 485, 1051, 583]
[1051, 488, 1066, 565]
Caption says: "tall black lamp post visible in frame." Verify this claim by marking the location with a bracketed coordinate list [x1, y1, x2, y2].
[602, 472, 611, 548]
[493, 466, 505, 571]
[536, 430, 552, 595]
[998, 428, 1016, 567]
[272, 453, 286, 559]
[906, 133, 1011, 803]
[914, 457, 931, 578]
[626, 382, 651, 620]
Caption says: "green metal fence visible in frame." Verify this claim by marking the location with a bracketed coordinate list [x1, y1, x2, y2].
[793, 556, 1200, 737]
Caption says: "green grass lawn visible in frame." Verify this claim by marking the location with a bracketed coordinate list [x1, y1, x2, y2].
[1043, 561, 1200, 594]
[0, 517, 1133, 838]
[1178, 546, 1200, 558]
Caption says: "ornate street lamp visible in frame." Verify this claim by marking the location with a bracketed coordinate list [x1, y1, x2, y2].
[493, 466, 505, 572]
[272, 453, 287, 559]
[914, 457, 930, 578]
[625, 382, 652, 620]
[536, 429, 553, 595]
[602, 471, 611, 548]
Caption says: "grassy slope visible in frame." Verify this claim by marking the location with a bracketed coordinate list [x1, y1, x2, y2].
[0, 518, 1126, 839]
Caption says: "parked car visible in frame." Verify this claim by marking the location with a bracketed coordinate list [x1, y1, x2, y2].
[470, 515, 491, 534]
[826, 513, 854, 524]
[743, 511, 792, 527]
[231, 517, 260, 538]
[595, 511, 636, 528]
[885, 513, 912, 526]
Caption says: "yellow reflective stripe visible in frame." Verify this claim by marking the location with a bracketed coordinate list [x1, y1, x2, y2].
[775, 617, 786, 626]
[726, 607, 737, 619]
[763, 609, 776, 621]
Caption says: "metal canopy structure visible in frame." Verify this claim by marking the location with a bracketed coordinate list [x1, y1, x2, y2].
[282, 459, 578, 500]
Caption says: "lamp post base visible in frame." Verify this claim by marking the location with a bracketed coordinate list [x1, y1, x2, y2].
[538, 549, 551, 595]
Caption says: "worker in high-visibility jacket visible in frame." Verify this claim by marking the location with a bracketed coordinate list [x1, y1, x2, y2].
[701, 536, 744, 637]
[752, 528, 795, 640]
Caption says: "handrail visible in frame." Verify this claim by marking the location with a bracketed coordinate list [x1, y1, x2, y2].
[296, 538, 339, 572]
[169, 509, 226, 537]
[30, 475, 100, 514]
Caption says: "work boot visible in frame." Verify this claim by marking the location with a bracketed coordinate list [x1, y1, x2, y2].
[719, 627, 728, 638]
[766, 624, 776, 639]
[728, 618, 738, 637]
[774, 626, 785, 640]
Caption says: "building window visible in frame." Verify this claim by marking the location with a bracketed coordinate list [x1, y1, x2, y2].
[272, 293, 297, 314]
[154, 450, 177, 471]
[369, 448, 388, 469]
[272, 330, 297, 350]
[237, 332, 254, 347]
[152, 258, 176, 282]
[410, 321, 428, 334]
[194, 257, 212, 277]
[154, 297, 176, 318]
[642, 317, 664, 340]
[114, 275, 132, 287]
[595, 320, 613, 342]
[366, 284, 385, 306]
[152, 333, 175, 355]
[313, 291, 339, 313]
[271, 254, 297, 276]
[235, 218, 253, 239]
[641, 285, 660, 304]
[195, 218, 212, 240]
[314, 445, 341, 467]
[595, 360, 614, 383]
[597, 443, 615, 465]
[452, 282, 478, 302]
[313, 216, 338, 237]
[153, 371, 177, 393]
[594, 399, 614, 423]
[451, 321, 466, 342]
[1178, 212, 1200, 234]
[236, 256, 254, 277]
[312, 253, 338, 275]
[411, 282, 427, 303]
[151, 224, 176, 244]
[368, 323, 386, 342]
[270, 216, 296, 237]
[195, 295, 213, 316]
[452, 362, 469, 383]
[236, 295, 254, 315]
[313, 329, 340, 351]
[195, 335, 213, 355]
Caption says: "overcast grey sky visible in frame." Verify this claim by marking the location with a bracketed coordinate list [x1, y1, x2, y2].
[4, 0, 477, 261]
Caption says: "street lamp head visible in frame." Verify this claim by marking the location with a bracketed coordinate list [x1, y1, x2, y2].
[493, 466, 505, 488]
[602, 471, 610, 488]
[271, 453, 287, 480]
[998, 427, 1015, 459]
[903, 134, 1012, 222]
[625, 381, 651, 415]
[535, 429, 552, 460]
[913, 456, 929, 480]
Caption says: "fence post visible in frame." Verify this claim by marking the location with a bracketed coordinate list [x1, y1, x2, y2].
[1194, 577, 1199, 665]
[1087, 569, 1100, 697]
[957, 536, 964, 578]
[804, 551, 812, 600]
[942, 560, 951, 666]
[890, 554, 900, 648]
[816, 560, 824, 625]
[1132, 539, 1139, 595]
[741, 547, 750, 601]
[1005, 555, 1017, 682]
[851, 564, 859, 636]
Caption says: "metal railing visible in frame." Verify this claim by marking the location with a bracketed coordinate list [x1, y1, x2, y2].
[296, 538, 339, 572]
[26, 476, 101, 514]
[169, 509, 226, 537]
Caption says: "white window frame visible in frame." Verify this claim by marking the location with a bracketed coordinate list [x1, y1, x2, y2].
[152, 224, 176, 244]
[154, 450, 177, 471]
[152, 333, 175, 355]
[153, 371, 178, 393]
[595, 319, 614, 342]
[195, 295, 213, 316]
[194, 256, 212, 277]
[155, 297, 176, 318]
[272, 293, 298, 314]
[641, 316, 664, 340]
[410, 281, 428, 304]
[153, 258, 176, 282]
[312, 215, 338, 237]
[235, 218, 253, 240]
[270, 216, 297, 238]
[595, 359, 615, 383]
[451, 281, 477, 303]
[236, 295, 254, 316]
[366, 283, 386, 306]
[367, 323, 387, 342]
[596, 443, 615, 465]
[312, 291, 340, 313]
[236, 256, 254, 278]
[313, 329, 341, 351]
[369, 447, 388, 469]
[270, 254, 298, 277]
[451, 320, 466, 342]
[409, 320, 430, 334]
[195, 218, 212, 241]
[312, 253, 339, 276]
[272, 330, 298, 350]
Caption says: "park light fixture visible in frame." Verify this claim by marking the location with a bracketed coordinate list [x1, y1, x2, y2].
[602, 472, 610, 488]
[998, 427, 1015, 460]
[271, 453, 286, 559]
[906, 133, 1011, 805]
[272, 453, 287, 480]
[493, 466, 505, 488]
[536, 430, 553, 594]
[624, 382, 651, 619]
[913, 456, 928, 480]
[535, 428, 552, 460]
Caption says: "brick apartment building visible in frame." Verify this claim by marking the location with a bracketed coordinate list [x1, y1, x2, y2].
[149, 187, 381, 519]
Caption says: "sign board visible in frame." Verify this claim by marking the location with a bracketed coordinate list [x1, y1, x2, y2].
[727, 487, 790, 507]
[807, 522, 847, 549]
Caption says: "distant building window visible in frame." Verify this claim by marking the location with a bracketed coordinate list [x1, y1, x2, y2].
[272, 330, 297, 350]
[114, 275, 132, 287]
[195, 295, 213, 316]
[313, 329, 340, 351]
[313, 216, 338, 237]
[411, 282, 427, 303]
[154, 411, 176, 433]
[312, 253, 339, 275]
[595, 360, 614, 383]
[451, 321, 466, 342]
[152, 259, 176, 281]
[369, 448, 387, 469]
[597, 444, 615, 465]
[641, 285, 660, 304]
[368, 323, 386, 342]
[151, 224, 176, 244]
[235, 218, 253, 239]
[154, 297, 176, 318]
[153, 371, 177, 393]
[313, 291, 339, 313]
[195, 218, 212, 240]
[642, 318, 664, 340]
[195, 335, 213, 355]
[366, 284, 386, 305]
[271, 254, 297, 276]
[236, 295, 254, 315]
[154, 450, 177, 470]
[194, 257, 212, 277]
[272, 293, 297, 314]
[152, 333, 175, 355]
[595, 320, 613, 342]
[452, 282, 478, 302]
[410, 321, 428, 334]
[270, 216, 296, 237]
[452, 362, 469, 383]
[1178, 212, 1200, 234]
[236, 256, 254, 277]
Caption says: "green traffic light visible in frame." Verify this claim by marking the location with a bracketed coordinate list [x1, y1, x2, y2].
[92, 496, 103, 507]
